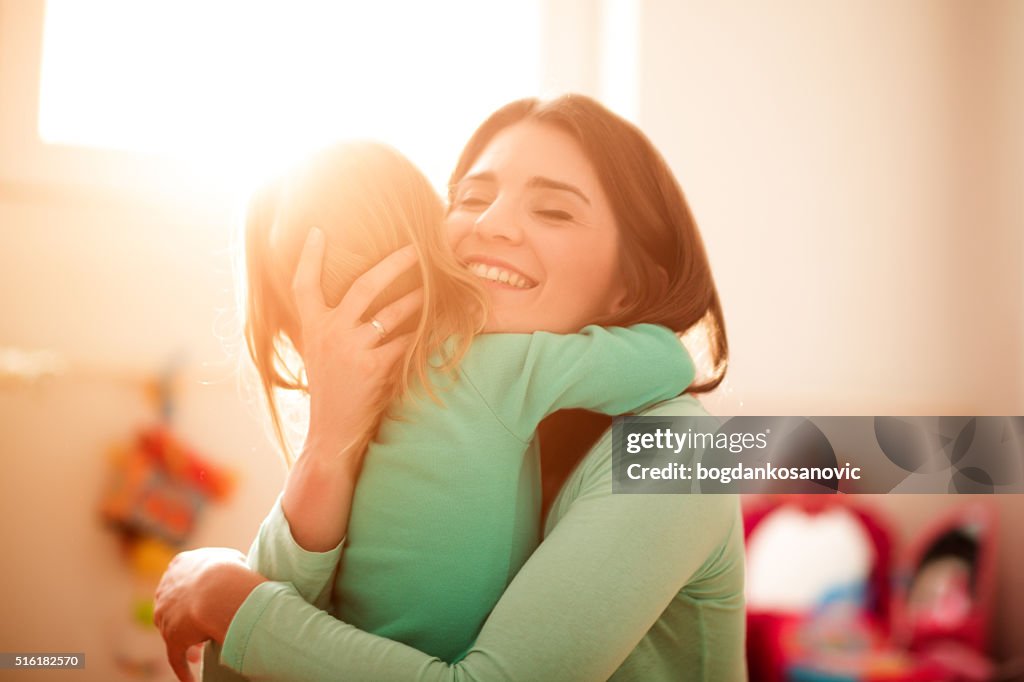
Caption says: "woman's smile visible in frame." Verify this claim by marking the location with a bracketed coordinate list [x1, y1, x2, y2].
[448, 121, 625, 334]
[463, 255, 538, 290]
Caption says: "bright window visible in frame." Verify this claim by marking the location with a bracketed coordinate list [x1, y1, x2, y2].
[38, 1, 542, 192]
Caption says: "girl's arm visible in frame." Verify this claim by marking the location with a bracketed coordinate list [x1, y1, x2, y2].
[206, 427, 744, 682]
[463, 324, 696, 442]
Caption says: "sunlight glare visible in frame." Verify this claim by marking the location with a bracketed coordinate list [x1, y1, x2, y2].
[39, 1, 542, 195]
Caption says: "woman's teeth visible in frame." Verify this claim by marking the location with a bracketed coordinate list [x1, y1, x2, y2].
[468, 262, 534, 289]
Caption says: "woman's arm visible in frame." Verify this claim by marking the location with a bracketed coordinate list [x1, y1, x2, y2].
[215, 233, 426, 601]
[227, 230, 424, 607]
[242, 495, 341, 607]
[210, 427, 743, 682]
[281, 228, 422, 552]
[156, 233, 425, 681]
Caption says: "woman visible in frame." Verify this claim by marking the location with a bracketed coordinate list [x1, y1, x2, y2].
[155, 95, 746, 681]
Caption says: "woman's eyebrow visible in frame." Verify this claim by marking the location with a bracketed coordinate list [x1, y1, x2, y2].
[527, 176, 591, 205]
[459, 171, 496, 185]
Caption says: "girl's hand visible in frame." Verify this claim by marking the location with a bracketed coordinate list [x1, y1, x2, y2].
[153, 548, 266, 682]
[292, 227, 423, 463]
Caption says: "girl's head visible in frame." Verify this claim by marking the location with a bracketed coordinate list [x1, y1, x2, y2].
[447, 95, 728, 392]
[244, 141, 485, 462]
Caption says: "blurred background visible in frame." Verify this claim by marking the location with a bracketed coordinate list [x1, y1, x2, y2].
[0, 1, 1021, 680]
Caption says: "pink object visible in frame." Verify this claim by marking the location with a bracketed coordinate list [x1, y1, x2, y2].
[742, 496, 998, 682]
[743, 495, 894, 682]
[892, 502, 997, 656]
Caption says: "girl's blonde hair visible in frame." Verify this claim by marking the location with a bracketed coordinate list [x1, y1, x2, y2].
[243, 141, 487, 466]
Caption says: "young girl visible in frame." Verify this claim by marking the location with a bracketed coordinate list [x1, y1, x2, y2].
[216, 140, 694, 670]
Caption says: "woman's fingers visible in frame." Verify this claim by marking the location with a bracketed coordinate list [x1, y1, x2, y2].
[372, 332, 416, 371]
[335, 244, 419, 325]
[186, 644, 203, 664]
[291, 227, 329, 321]
[165, 643, 194, 682]
[153, 548, 247, 682]
[367, 288, 424, 342]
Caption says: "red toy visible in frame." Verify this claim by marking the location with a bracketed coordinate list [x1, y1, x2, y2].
[101, 425, 234, 546]
[743, 496, 998, 682]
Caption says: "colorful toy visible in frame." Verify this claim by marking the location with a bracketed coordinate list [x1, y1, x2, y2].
[743, 496, 998, 682]
[101, 425, 234, 546]
[98, 365, 237, 679]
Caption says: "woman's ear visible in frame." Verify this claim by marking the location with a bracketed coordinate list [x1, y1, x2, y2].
[606, 282, 629, 317]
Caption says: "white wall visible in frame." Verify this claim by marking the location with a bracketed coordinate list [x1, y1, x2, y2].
[0, 190, 287, 682]
[633, 1, 1023, 661]
[637, 0, 1023, 416]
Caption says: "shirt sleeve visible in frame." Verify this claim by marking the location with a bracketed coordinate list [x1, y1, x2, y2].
[200, 495, 346, 682]
[462, 324, 696, 442]
[216, 434, 741, 682]
[243, 493, 343, 607]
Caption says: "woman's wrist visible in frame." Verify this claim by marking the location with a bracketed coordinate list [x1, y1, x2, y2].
[281, 438, 362, 552]
[194, 562, 268, 645]
[300, 432, 363, 466]
[303, 410, 372, 464]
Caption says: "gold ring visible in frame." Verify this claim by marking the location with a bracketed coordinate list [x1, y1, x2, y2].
[369, 317, 388, 340]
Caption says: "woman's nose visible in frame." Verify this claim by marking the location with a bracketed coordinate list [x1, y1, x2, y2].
[473, 200, 524, 244]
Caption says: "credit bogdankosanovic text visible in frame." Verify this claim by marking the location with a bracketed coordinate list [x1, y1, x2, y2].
[624, 428, 862, 484]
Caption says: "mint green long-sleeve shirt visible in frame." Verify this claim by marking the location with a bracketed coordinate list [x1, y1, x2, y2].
[205, 327, 746, 680]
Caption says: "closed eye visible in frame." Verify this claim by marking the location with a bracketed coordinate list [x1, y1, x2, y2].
[535, 209, 574, 221]
[458, 197, 491, 210]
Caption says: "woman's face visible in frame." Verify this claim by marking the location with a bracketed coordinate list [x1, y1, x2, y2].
[447, 121, 625, 334]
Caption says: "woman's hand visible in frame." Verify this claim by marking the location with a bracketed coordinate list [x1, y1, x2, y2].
[153, 548, 266, 682]
[292, 227, 422, 461]
[283, 228, 424, 551]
